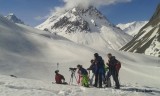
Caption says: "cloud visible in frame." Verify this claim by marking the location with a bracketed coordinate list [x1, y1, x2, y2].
[52, 0, 131, 15]
[34, 15, 49, 21]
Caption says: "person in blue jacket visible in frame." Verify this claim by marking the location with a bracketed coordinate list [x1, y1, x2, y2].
[93, 53, 105, 88]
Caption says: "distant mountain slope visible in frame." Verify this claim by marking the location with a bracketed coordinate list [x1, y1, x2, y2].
[121, 4, 160, 57]
[36, 6, 132, 50]
[5, 13, 25, 24]
[117, 21, 148, 36]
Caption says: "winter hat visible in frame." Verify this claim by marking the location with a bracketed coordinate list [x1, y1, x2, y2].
[90, 59, 94, 63]
[94, 53, 99, 57]
[55, 70, 59, 74]
[77, 64, 82, 68]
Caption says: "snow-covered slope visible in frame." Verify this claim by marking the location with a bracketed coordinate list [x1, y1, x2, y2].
[0, 74, 160, 96]
[121, 4, 160, 57]
[117, 21, 148, 36]
[0, 14, 96, 81]
[36, 6, 132, 50]
[0, 13, 160, 96]
[5, 13, 25, 24]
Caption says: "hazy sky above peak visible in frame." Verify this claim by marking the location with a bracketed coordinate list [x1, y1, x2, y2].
[0, 0, 159, 26]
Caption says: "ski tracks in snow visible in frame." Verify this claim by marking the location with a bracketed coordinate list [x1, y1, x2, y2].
[0, 75, 160, 96]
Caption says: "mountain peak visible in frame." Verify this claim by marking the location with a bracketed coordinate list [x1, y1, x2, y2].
[36, 6, 131, 50]
[71, 6, 106, 20]
[8, 13, 14, 16]
[5, 13, 24, 24]
[37, 6, 111, 33]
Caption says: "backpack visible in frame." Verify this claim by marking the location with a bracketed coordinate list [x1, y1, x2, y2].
[115, 61, 121, 73]
[104, 65, 109, 72]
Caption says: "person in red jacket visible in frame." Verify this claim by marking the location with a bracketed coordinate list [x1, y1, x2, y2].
[55, 70, 66, 84]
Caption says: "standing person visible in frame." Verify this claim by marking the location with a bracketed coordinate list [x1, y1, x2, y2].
[104, 64, 112, 87]
[93, 53, 105, 88]
[87, 59, 97, 85]
[55, 70, 66, 84]
[77, 65, 89, 87]
[107, 53, 120, 89]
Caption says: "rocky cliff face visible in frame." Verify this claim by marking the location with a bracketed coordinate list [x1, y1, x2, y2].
[121, 4, 160, 57]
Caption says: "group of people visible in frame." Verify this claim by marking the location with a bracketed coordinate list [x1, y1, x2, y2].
[54, 53, 121, 89]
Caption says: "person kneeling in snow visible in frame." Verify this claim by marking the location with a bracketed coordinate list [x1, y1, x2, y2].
[77, 65, 89, 87]
[55, 70, 67, 84]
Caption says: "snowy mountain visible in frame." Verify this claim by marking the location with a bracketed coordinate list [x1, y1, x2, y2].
[0, 13, 160, 96]
[121, 4, 160, 57]
[5, 13, 25, 24]
[36, 6, 132, 50]
[117, 21, 148, 36]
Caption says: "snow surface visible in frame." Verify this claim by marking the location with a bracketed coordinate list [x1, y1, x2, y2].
[0, 74, 160, 96]
[117, 21, 148, 36]
[0, 14, 160, 96]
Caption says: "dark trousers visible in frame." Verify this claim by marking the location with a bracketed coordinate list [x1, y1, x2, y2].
[108, 68, 120, 88]
[94, 72, 102, 87]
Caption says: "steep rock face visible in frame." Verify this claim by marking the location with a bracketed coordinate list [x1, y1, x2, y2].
[5, 13, 24, 24]
[37, 6, 132, 50]
[51, 15, 90, 32]
[37, 6, 109, 33]
[121, 4, 160, 57]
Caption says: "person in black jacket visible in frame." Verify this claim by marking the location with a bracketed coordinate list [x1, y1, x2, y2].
[107, 53, 120, 89]
[93, 53, 105, 88]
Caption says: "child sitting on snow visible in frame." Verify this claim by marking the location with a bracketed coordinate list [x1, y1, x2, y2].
[55, 70, 67, 84]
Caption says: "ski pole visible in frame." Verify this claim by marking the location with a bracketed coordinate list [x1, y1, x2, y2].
[57, 63, 59, 70]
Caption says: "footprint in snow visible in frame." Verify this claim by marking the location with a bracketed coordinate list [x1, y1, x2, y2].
[0, 82, 5, 85]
